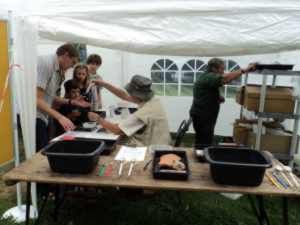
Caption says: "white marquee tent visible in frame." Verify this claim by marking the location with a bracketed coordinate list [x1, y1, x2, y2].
[0, 0, 300, 159]
[1, 0, 300, 220]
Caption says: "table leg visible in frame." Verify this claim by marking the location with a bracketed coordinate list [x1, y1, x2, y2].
[53, 185, 66, 223]
[257, 196, 271, 225]
[248, 195, 271, 225]
[247, 195, 261, 225]
[34, 194, 49, 225]
[282, 197, 289, 225]
[176, 192, 182, 205]
[25, 182, 31, 225]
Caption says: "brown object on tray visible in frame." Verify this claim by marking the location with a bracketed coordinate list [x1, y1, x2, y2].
[158, 153, 186, 171]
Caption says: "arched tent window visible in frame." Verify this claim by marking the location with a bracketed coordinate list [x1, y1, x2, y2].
[181, 59, 207, 96]
[222, 59, 241, 98]
[151, 59, 179, 96]
[225, 59, 241, 85]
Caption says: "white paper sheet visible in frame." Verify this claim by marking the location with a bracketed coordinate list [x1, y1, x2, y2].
[50, 130, 120, 142]
[115, 146, 147, 162]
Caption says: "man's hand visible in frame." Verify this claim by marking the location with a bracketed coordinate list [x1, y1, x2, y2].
[88, 112, 100, 122]
[71, 99, 91, 108]
[219, 96, 225, 104]
[245, 63, 257, 73]
[58, 116, 75, 131]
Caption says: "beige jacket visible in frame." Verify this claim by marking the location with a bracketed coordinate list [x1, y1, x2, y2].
[126, 97, 171, 147]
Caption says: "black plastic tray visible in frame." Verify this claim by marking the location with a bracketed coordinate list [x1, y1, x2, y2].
[204, 147, 272, 186]
[74, 126, 98, 132]
[92, 110, 106, 118]
[101, 140, 117, 155]
[42, 140, 105, 174]
[115, 107, 138, 115]
[152, 150, 190, 180]
[256, 64, 294, 71]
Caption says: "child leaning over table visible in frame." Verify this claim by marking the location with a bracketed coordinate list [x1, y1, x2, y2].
[55, 80, 98, 136]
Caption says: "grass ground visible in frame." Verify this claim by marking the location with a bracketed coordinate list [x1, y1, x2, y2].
[0, 134, 300, 225]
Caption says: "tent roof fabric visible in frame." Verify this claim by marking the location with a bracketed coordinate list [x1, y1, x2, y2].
[0, 0, 300, 56]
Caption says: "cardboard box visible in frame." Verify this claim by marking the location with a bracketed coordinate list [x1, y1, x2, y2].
[235, 86, 244, 105]
[236, 85, 295, 113]
[233, 121, 251, 145]
[246, 130, 293, 154]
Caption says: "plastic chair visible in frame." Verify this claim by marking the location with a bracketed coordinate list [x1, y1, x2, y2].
[174, 117, 192, 147]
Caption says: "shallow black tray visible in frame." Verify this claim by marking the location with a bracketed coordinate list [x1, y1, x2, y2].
[101, 140, 117, 155]
[256, 64, 294, 71]
[152, 150, 190, 180]
[115, 107, 138, 115]
[74, 126, 98, 132]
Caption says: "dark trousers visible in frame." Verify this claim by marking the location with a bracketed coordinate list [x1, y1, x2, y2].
[36, 118, 49, 152]
[191, 112, 219, 148]
[36, 118, 53, 197]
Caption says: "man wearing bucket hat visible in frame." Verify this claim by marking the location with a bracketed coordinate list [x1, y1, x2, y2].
[91, 75, 171, 146]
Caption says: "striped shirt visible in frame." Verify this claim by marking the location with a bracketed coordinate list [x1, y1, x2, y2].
[36, 54, 63, 124]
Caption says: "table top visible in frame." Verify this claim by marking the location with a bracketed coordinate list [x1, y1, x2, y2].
[3, 148, 300, 197]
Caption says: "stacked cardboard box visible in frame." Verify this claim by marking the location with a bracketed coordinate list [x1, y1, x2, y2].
[246, 130, 293, 154]
[233, 120, 296, 154]
[236, 85, 295, 113]
[233, 120, 252, 145]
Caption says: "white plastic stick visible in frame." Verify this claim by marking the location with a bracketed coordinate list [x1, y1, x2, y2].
[290, 173, 300, 188]
[118, 161, 123, 176]
[128, 162, 134, 177]
[283, 166, 300, 188]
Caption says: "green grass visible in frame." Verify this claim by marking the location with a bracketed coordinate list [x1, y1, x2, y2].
[1, 190, 300, 225]
[1, 134, 300, 225]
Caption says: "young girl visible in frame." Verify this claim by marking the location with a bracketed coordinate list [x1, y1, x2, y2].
[64, 64, 91, 102]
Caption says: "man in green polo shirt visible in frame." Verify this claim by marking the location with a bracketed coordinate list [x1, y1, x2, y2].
[190, 58, 255, 148]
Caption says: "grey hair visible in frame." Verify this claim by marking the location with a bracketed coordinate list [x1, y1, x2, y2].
[207, 58, 225, 72]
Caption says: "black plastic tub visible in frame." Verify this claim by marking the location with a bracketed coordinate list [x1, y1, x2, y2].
[42, 140, 105, 174]
[152, 150, 190, 180]
[204, 147, 272, 186]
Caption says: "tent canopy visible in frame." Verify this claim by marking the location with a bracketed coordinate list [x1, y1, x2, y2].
[1, 0, 300, 160]
[2, 0, 300, 56]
